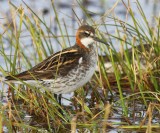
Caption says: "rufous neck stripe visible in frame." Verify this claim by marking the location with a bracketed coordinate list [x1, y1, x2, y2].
[76, 37, 88, 50]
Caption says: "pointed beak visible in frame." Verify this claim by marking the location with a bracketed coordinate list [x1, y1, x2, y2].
[93, 36, 109, 45]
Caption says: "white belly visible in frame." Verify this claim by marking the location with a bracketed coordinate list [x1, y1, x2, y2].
[53, 63, 97, 94]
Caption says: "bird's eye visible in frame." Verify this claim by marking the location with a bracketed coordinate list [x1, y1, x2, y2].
[84, 31, 90, 37]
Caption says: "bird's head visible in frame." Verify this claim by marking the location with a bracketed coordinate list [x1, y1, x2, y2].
[76, 25, 108, 49]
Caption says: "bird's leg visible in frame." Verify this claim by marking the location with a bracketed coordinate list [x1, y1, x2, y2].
[58, 94, 62, 105]
[54, 94, 62, 105]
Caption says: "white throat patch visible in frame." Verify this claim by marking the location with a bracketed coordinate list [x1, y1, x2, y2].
[80, 38, 94, 47]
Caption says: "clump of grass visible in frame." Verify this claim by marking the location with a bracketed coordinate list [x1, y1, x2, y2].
[0, 0, 160, 132]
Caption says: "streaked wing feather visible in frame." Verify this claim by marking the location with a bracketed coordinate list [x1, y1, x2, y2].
[6, 45, 84, 80]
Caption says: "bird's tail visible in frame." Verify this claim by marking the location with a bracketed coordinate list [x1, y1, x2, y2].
[0, 75, 22, 84]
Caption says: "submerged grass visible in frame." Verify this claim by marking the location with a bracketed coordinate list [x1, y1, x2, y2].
[0, 0, 160, 132]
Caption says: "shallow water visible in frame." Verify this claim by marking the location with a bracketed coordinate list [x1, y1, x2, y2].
[0, 0, 159, 51]
[0, 0, 160, 132]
